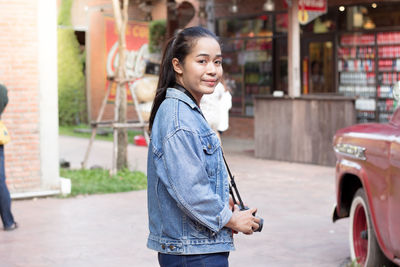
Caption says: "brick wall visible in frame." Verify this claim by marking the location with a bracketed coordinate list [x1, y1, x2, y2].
[224, 116, 254, 139]
[0, 1, 42, 192]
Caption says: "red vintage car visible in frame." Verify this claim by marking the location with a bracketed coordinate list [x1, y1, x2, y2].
[333, 84, 400, 266]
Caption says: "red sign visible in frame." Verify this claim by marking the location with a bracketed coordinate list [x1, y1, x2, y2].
[299, 0, 327, 12]
[298, 0, 327, 25]
[105, 17, 149, 102]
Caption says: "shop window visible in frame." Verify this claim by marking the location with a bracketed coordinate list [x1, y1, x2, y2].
[221, 37, 273, 116]
[305, 40, 334, 94]
[217, 14, 287, 117]
[275, 13, 288, 33]
[218, 16, 273, 38]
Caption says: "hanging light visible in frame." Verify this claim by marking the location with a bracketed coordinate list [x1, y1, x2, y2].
[230, 0, 238, 13]
[198, 0, 207, 19]
[263, 0, 275, 12]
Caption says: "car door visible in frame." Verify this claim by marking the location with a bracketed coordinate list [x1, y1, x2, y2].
[389, 123, 400, 257]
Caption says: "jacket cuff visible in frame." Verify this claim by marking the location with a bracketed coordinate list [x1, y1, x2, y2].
[218, 204, 233, 230]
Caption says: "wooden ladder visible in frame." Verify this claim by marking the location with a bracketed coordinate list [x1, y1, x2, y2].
[81, 77, 150, 173]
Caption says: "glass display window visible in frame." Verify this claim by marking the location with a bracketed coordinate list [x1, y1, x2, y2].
[275, 13, 288, 33]
[218, 16, 273, 38]
[337, 31, 400, 123]
[221, 37, 273, 116]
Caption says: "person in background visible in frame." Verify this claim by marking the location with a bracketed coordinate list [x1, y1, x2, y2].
[217, 77, 232, 136]
[310, 60, 325, 93]
[0, 84, 17, 231]
[147, 26, 260, 267]
[200, 78, 225, 137]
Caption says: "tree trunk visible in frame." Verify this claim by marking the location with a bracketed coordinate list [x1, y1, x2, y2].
[112, 0, 129, 171]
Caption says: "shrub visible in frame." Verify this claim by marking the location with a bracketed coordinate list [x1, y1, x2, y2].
[149, 20, 166, 54]
[58, 0, 87, 125]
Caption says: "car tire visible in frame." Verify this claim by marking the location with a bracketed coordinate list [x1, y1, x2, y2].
[349, 188, 393, 267]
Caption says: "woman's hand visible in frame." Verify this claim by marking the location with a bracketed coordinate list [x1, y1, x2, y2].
[229, 196, 234, 210]
[225, 205, 261, 235]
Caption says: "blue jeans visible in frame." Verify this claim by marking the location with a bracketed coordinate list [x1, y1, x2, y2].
[0, 145, 14, 228]
[158, 252, 229, 267]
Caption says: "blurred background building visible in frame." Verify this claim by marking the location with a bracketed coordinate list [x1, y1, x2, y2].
[1, 0, 400, 194]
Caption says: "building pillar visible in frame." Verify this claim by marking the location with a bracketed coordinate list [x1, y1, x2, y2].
[38, 0, 60, 190]
[288, 0, 301, 97]
[205, 0, 215, 32]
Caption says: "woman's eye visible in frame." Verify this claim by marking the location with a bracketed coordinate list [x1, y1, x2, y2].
[215, 60, 222, 65]
[198, 60, 207, 64]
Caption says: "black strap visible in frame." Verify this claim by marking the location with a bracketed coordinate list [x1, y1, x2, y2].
[222, 152, 245, 209]
[173, 83, 199, 107]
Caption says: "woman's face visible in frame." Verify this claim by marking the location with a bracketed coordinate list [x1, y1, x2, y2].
[173, 37, 223, 104]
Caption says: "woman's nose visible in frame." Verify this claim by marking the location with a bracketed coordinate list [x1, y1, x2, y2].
[207, 62, 217, 75]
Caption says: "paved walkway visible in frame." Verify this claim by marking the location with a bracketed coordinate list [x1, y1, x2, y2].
[0, 136, 351, 266]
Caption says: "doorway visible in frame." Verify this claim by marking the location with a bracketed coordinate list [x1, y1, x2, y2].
[302, 34, 335, 94]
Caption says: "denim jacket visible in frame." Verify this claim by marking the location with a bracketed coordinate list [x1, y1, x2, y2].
[147, 88, 234, 255]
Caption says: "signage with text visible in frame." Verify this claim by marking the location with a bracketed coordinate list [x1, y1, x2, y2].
[298, 0, 327, 25]
[105, 18, 149, 102]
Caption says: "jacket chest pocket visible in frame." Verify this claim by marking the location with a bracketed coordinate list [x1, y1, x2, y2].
[200, 134, 221, 188]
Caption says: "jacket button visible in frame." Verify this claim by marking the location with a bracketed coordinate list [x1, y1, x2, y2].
[169, 245, 175, 250]
[207, 144, 211, 149]
[161, 244, 166, 249]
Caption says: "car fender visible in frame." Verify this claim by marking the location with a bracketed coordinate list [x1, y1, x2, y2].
[334, 158, 394, 262]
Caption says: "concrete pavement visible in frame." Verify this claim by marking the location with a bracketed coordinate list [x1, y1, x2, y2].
[0, 136, 351, 266]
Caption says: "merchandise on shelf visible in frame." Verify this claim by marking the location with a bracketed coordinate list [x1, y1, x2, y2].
[378, 45, 400, 58]
[340, 34, 375, 45]
[378, 72, 400, 85]
[339, 85, 376, 97]
[377, 85, 393, 98]
[339, 72, 375, 85]
[338, 46, 375, 58]
[377, 32, 400, 45]
[338, 59, 375, 72]
[338, 31, 400, 123]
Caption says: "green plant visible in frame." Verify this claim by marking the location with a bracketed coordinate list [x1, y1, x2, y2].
[58, 0, 87, 126]
[149, 20, 166, 54]
[60, 168, 147, 197]
[58, 0, 73, 26]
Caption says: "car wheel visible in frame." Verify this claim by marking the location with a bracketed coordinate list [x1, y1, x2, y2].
[349, 188, 393, 267]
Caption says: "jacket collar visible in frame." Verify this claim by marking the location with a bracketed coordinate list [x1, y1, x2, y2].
[166, 88, 202, 113]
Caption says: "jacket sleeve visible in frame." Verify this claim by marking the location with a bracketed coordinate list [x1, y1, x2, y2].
[160, 128, 232, 233]
[0, 84, 8, 115]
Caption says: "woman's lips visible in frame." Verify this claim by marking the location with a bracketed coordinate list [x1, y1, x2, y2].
[203, 80, 217, 87]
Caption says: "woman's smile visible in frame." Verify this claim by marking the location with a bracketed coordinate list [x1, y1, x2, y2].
[202, 79, 218, 87]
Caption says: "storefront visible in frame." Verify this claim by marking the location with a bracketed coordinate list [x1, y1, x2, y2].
[302, 1, 400, 123]
[215, 0, 400, 132]
[216, 12, 288, 117]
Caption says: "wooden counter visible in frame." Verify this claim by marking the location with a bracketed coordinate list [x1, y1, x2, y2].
[254, 95, 356, 166]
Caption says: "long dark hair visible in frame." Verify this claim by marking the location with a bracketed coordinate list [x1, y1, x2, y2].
[148, 26, 219, 131]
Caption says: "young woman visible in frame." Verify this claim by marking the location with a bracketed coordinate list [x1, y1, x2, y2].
[147, 27, 260, 266]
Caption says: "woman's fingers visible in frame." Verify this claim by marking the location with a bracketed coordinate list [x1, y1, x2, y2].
[252, 221, 260, 231]
[244, 226, 254, 235]
[249, 207, 257, 215]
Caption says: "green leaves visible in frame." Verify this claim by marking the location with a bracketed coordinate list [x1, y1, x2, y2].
[57, 28, 86, 125]
[58, 0, 73, 26]
[149, 20, 166, 54]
